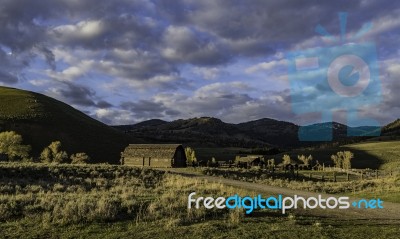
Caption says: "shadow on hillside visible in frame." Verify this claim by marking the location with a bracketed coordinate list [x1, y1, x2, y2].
[274, 146, 385, 170]
[340, 147, 383, 169]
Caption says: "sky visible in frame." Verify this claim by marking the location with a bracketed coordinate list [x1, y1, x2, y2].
[0, 0, 399, 126]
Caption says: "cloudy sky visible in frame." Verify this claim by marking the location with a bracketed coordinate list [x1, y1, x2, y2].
[0, 0, 399, 126]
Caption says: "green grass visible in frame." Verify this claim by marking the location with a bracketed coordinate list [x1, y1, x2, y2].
[1, 162, 399, 239]
[0, 87, 47, 120]
[347, 191, 400, 204]
[271, 140, 400, 170]
[343, 141, 400, 170]
[194, 141, 400, 171]
[0, 86, 137, 163]
[202, 167, 400, 202]
[2, 215, 400, 239]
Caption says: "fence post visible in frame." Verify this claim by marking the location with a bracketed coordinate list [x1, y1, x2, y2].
[309, 173, 312, 179]
[347, 172, 350, 181]
[376, 169, 378, 179]
[333, 171, 337, 182]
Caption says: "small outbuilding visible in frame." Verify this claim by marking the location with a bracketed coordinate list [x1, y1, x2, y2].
[121, 144, 187, 168]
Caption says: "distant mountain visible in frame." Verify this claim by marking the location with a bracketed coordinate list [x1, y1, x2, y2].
[0, 86, 140, 163]
[115, 119, 168, 131]
[115, 117, 268, 147]
[113, 117, 385, 148]
[236, 118, 299, 147]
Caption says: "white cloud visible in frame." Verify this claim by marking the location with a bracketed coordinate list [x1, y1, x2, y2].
[193, 67, 221, 80]
[52, 20, 105, 41]
[245, 59, 287, 74]
[94, 108, 135, 125]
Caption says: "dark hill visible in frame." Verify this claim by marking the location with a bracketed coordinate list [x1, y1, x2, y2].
[115, 119, 168, 131]
[383, 119, 400, 135]
[115, 117, 267, 147]
[0, 86, 139, 163]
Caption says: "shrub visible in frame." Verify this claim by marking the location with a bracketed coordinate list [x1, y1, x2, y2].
[282, 154, 291, 165]
[40, 141, 69, 163]
[0, 131, 31, 161]
[185, 147, 197, 166]
[70, 153, 91, 164]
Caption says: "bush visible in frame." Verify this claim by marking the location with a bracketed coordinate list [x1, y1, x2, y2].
[185, 147, 197, 166]
[0, 131, 31, 161]
[40, 141, 69, 163]
[70, 153, 91, 164]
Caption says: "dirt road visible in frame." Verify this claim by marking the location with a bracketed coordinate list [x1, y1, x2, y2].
[162, 168, 400, 222]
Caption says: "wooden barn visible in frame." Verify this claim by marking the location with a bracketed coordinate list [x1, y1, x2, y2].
[121, 144, 187, 168]
[235, 155, 264, 168]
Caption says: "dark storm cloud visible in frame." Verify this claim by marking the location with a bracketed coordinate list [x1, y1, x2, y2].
[121, 100, 161, 116]
[0, 0, 399, 124]
[58, 82, 97, 107]
[0, 0, 66, 79]
[120, 100, 181, 119]
[157, 0, 400, 56]
[97, 100, 113, 109]
[0, 71, 19, 84]
[54, 82, 115, 109]
[100, 49, 178, 80]
[160, 26, 231, 65]
[2, 0, 400, 82]
[0, 49, 30, 83]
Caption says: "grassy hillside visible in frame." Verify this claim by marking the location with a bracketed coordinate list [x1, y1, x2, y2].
[272, 140, 400, 170]
[0, 86, 138, 163]
[383, 119, 400, 135]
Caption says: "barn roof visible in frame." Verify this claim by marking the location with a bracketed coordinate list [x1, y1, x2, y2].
[236, 155, 263, 163]
[122, 144, 183, 159]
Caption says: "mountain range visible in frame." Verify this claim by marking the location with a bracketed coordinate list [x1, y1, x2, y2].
[113, 117, 397, 149]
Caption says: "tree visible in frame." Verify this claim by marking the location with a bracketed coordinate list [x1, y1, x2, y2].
[331, 151, 354, 170]
[282, 154, 291, 165]
[330, 154, 341, 168]
[0, 131, 31, 161]
[298, 154, 313, 166]
[342, 151, 354, 170]
[40, 141, 69, 163]
[70, 152, 90, 164]
[184, 147, 197, 166]
[40, 148, 52, 163]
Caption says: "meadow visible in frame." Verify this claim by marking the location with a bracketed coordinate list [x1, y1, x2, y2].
[202, 167, 400, 203]
[0, 162, 399, 238]
[271, 140, 400, 170]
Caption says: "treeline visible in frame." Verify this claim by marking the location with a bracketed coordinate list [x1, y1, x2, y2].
[0, 131, 90, 164]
